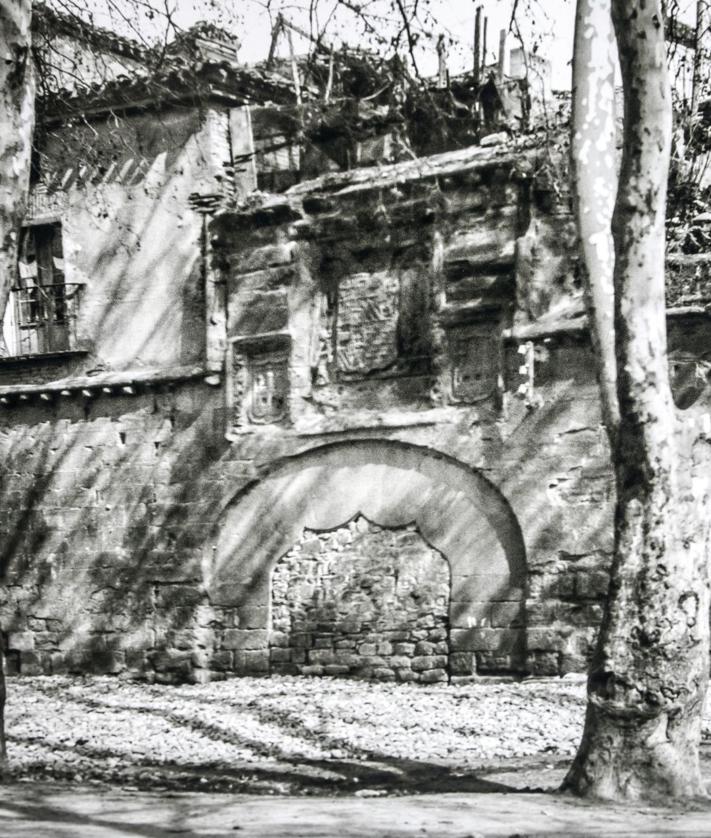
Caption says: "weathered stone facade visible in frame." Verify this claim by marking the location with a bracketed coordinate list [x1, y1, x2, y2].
[1, 30, 710, 684]
[270, 518, 450, 682]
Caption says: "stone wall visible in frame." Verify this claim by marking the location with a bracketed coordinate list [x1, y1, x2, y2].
[1, 143, 708, 684]
[0, 368, 586, 683]
[270, 518, 450, 683]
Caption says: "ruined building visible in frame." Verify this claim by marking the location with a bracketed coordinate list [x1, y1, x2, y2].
[0, 11, 708, 684]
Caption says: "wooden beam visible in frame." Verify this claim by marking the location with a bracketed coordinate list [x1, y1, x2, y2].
[497, 28, 506, 80]
[474, 5, 482, 83]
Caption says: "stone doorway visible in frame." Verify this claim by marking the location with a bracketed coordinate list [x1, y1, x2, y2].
[269, 516, 451, 683]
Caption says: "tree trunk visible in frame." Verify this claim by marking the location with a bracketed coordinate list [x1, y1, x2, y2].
[0, 651, 5, 769]
[0, 0, 34, 358]
[564, 0, 711, 801]
[0, 0, 34, 766]
[570, 0, 619, 440]
[565, 443, 711, 799]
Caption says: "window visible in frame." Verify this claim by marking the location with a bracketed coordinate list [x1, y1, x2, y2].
[4, 223, 81, 356]
[254, 132, 300, 192]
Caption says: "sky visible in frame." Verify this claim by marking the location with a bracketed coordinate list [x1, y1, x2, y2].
[176, 0, 578, 87]
[88, 0, 698, 91]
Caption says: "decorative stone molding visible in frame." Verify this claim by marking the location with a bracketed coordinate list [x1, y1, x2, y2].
[0, 363, 207, 404]
[226, 332, 291, 434]
[445, 322, 501, 403]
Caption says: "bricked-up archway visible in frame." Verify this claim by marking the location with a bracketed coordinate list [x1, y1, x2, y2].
[206, 440, 527, 678]
[270, 518, 451, 682]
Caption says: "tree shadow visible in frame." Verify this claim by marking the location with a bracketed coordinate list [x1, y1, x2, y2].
[10, 677, 565, 796]
[0, 793, 206, 838]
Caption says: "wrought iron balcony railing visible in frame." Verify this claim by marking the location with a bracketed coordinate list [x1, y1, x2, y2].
[9, 283, 82, 357]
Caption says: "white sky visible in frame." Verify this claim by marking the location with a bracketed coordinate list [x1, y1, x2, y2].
[178, 0, 578, 87]
[89, 0, 698, 91]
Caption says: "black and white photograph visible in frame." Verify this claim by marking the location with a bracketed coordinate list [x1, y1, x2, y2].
[0, 0, 710, 834]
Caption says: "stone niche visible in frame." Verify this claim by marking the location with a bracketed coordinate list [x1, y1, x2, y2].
[269, 517, 450, 683]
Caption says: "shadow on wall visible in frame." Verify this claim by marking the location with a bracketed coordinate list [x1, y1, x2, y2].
[0, 383, 231, 680]
[269, 515, 453, 683]
[208, 439, 528, 680]
[495, 381, 616, 675]
[34, 105, 213, 375]
[0, 396, 613, 682]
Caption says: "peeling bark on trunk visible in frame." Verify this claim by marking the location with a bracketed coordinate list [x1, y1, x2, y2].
[564, 0, 711, 801]
[0, 0, 34, 358]
[0, 0, 34, 767]
[565, 439, 711, 799]
[571, 0, 619, 441]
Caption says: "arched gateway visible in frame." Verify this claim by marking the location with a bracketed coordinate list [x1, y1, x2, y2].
[206, 440, 527, 679]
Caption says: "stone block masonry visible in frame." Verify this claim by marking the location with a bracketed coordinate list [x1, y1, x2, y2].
[0, 144, 666, 685]
[0, 357, 612, 684]
[270, 518, 450, 683]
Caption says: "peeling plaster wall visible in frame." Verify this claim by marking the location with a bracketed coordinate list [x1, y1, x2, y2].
[0, 104, 249, 386]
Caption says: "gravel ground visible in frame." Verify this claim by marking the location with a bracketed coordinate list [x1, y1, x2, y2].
[5, 674, 711, 796]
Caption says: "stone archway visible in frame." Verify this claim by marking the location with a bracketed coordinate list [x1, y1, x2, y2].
[206, 440, 527, 679]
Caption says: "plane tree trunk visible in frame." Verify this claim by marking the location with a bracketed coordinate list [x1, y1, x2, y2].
[564, 0, 711, 800]
[0, 0, 34, 359]
[0, 0, 34, 766]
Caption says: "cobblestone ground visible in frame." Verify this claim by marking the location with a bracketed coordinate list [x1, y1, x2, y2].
[5, 675, 711, 795]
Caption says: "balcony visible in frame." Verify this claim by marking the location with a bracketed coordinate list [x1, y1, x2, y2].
[5, 283, 83, 357]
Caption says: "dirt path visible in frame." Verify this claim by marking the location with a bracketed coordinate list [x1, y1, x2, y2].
[1, 782, 711, 837]
[3, 675, 711, 835]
